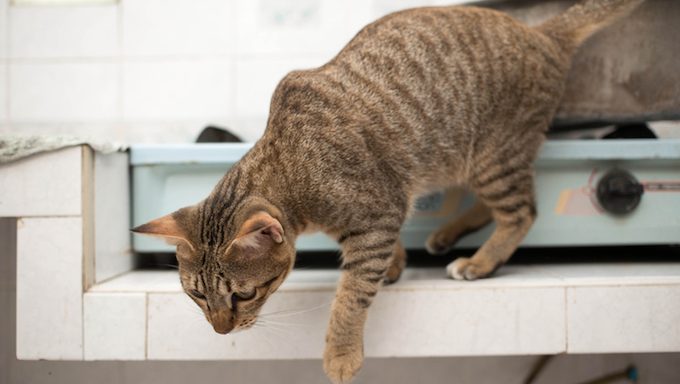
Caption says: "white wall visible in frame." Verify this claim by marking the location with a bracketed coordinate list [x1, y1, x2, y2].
[0, 0, 468, 143]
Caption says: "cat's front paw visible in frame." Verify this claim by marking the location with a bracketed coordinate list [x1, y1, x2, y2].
[323, 342, 363, 384]
[446, 257, 484, 280]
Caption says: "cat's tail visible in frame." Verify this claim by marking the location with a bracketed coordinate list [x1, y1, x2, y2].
[538, 0, 644, 52]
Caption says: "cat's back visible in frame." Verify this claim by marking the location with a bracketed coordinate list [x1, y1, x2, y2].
[263, 5, 571, 199]
[320, 5, 568, 133]
[332, 5, 565, 88]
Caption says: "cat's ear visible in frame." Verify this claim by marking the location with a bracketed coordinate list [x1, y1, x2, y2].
[132, 212, 195, 251]
[232, 211, 284, 251]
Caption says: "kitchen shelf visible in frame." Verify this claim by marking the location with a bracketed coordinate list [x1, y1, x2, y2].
[3, 145, 679, 362]
[84, 262, 680, 360]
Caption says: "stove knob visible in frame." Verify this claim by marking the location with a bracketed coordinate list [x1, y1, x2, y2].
[596, 169, 644, 215]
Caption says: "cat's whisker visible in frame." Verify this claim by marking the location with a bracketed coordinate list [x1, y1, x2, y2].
[255, 318, 297, 331]
[157, 263, 179, 270]
[252, 326, 277, 349]
[253, 321, 290, 339]
[180, 301, 207, 321]
[258, 301, 332, 319]
[257, 318, 307, 328]
[259, 325, 293, 339]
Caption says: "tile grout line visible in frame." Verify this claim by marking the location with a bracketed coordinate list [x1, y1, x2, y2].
[4, 57, 8, 127]
[564, 287, 569, 353]
[81, 288, 85, 360]
[144, 292, 148, 359]
[5, 0, 11, 127]
[116, 0, 123, 133]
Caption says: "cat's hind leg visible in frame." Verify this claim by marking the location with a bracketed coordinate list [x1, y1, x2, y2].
[447, 169, 536, 280]
[425, 200, 492, 255]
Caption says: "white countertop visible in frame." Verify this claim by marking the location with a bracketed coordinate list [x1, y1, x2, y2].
[90, 263, 680, 293]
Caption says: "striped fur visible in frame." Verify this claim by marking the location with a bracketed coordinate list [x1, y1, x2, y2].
[134, 1, 644, 382]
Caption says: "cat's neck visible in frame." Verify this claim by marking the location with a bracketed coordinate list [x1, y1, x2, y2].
[215, 138, 309, 240]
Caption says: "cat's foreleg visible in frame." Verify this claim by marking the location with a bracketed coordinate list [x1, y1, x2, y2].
[324, 230, 400, 383]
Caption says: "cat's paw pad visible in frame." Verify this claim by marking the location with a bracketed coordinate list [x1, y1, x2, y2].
[425, 232, 453, 255]
[446, 257, 482, 281]
[323, 344, 363, 384]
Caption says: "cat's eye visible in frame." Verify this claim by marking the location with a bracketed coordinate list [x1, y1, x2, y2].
[234, 290, 256, 301]
[189, 289, 206, 300]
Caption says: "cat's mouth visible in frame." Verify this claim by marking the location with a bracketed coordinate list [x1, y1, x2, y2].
[208, 316, 257, 335]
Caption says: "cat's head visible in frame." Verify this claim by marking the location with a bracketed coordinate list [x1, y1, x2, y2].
[132, 199, 295, 335]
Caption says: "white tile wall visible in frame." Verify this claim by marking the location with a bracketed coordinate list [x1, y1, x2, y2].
[94, 152, 133, 282]
[9, 4, 118, 59]
[5, 122, 125, 141]
[229, 116, 267, 142]
[10, 61, 118, 122]
[0, 0, 7, 58]
[235, 56, 328, 118]
[147, 291, 333, 360]
[16, 217, 84, 360]
[365, 288, 565, 356]
[567, 285, 680, 353]
[0, 64, 6, 123]
[146, 274, 565, 359]
[0, 0, 491, 143]
[118, 122, 206, 143]
[371, 0, 470, 19]
[123, 0, 234, 56]
[123, 59, 233, 121]
[0, 146, 82, 217]
[235, 0, 367, 57]
[89, 270, 181, 293]
[84, 293, 146, 360]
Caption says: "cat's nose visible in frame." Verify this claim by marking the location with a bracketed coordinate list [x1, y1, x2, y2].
[210, 311, 234, 335]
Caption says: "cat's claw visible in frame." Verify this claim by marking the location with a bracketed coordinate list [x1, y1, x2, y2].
[323, 343, 363, 384]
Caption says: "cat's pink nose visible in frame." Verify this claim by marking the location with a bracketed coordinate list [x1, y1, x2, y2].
[210, 312, 234, 335]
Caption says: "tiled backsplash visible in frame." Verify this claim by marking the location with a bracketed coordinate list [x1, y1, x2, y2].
[0, 0, 468, 143]
[9, 4, 118, 59]
[11, 61, 119, 121]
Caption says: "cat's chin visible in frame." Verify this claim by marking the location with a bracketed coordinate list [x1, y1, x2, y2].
[223, 326, 248, 335]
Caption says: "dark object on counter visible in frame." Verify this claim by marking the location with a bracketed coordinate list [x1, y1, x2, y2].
[196, 126, 243, 143]
[546, 121, 657, 139]
[603, 123, 657, 139]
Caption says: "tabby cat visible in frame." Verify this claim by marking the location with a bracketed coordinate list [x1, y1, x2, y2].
[133, 1, 644, 382]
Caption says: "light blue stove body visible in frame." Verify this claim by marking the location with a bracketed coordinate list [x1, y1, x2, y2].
[131, 139, 680, 252]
